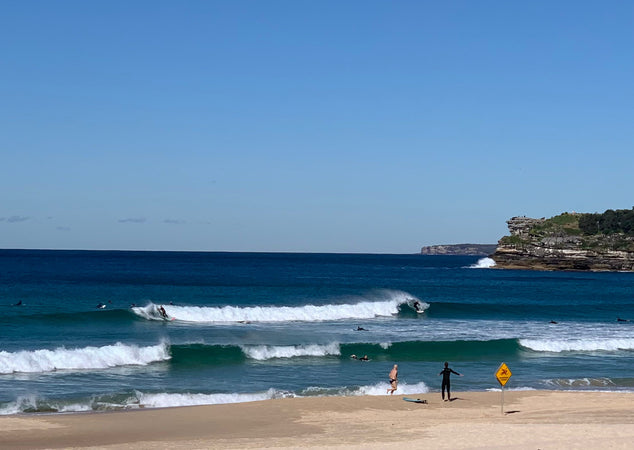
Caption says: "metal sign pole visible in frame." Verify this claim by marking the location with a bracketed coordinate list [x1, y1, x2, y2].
[501, 386, 504, 415]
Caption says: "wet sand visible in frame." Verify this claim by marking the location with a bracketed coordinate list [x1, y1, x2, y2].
[1, 390, 633, 449]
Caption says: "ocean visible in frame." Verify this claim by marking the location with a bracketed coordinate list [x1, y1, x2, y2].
[1, 250, 633, 414]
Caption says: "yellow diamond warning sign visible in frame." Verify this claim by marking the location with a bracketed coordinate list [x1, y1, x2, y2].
[495, 362, 512, 386]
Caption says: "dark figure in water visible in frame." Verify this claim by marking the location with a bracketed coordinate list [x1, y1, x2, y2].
[617, 317, 630, 322]
[158, 305, 168, 318]
[355, 326, 368, 331]
[13, 300, 22, 306]
[439, 361, 462, 401]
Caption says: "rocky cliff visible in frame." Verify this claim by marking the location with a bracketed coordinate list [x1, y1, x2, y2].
[491, 212, 634, 271]
[421, 244, 497, 256]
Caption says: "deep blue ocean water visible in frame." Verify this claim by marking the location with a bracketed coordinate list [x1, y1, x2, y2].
[1, 250, 633, 414]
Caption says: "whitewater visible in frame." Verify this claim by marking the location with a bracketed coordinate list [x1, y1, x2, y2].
[0, 342, 170, 374]
[1, 250, 633, 415]
[131, 290, 427, 323]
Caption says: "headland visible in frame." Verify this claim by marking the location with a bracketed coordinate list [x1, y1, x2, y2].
[491, 209, 634, 271]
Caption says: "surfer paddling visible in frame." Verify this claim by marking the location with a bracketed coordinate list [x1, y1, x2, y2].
[387, 364, 398, 394]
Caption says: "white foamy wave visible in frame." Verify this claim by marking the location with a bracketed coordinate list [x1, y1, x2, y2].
[520, 338, 634, 353]
[131, 303, 174, 321]
[133, 291, 426, 323]
[0, 395, 37, 415]
[0, 342, 170, 374]
[0, 389, 293, 415]
[0, 394, 121, 415]
[543, 378, 616, 388]
[58, 402, 94, 413]
[356, 381, 429, 396]
[242, 343, 341, 360]
[469, 257, 496, 269]
[486, 386, 537, 392]
[135, 388, 293, 408]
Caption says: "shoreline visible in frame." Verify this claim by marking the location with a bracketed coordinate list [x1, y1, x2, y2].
[2, 390, 633, 449]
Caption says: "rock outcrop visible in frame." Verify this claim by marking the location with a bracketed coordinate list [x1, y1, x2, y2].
[491, 213, 634, 272]
[421, 244, 497, 256]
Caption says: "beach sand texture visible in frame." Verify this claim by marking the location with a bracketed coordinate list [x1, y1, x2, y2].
[1, 391, 633, 449]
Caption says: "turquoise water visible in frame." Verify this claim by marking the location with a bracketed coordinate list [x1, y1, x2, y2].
[1, 250, 633, 414]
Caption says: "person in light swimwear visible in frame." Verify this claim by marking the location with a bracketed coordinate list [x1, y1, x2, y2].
[387, 364, 398, 394]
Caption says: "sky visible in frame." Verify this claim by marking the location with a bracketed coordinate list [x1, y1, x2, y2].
[2, 1, 633, 253]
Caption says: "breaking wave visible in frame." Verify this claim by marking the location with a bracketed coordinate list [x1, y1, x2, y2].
[7, 337, 633, 375]
[241, 343, 341, 360]
[469, 257, 496, 269]
[0, 342, 170, 374]
[135, 388, 292, 408]
[0, 381, 431, 415]
[131, 291, 428, 323]
[519, 338, 634, 353]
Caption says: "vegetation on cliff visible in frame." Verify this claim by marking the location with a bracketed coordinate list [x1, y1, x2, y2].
[578, 208, 634, 235]
[499, 208, 634, 252]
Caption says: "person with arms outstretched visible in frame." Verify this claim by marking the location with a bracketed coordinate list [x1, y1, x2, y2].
[439, 361, 462, 401]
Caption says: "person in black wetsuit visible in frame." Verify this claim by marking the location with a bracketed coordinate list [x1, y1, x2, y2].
[439, 361, 462, 401]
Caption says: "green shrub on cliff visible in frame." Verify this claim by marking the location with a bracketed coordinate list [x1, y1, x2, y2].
[499, 235, 530, 246]
[529, 212, 581, 237]
[578, 208, 634, 236]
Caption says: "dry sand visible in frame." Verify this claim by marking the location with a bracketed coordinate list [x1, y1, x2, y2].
[1, 390, 633, 449]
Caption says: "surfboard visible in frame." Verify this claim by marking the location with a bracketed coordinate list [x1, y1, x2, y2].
[402, 397, 427, 404]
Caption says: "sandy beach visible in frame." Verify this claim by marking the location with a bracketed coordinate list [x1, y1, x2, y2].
[1, 390, 633, 449]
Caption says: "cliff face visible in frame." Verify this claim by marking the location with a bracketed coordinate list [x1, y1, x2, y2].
[491, 214, 634, 272]
[421, 243, 497, 256]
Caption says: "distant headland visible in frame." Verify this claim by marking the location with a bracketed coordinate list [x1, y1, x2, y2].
[420, 243, 497, 256]
[491, 208, 634, 271]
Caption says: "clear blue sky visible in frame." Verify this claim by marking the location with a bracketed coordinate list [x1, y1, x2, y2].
[2, 1, 633, 253]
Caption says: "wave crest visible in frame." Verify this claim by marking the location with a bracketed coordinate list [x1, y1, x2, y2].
[0, 342, 170, 374]
[520, 338, 634, 353]
[132, 291, 427, 323]
[241, 343, 341, 360]
[136, 388, 293, 408]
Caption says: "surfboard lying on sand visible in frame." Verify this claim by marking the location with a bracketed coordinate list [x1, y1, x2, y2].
[403, 397, 427, 404]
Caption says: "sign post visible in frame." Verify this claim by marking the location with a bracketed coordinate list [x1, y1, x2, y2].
[495, 362, 512, 414]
